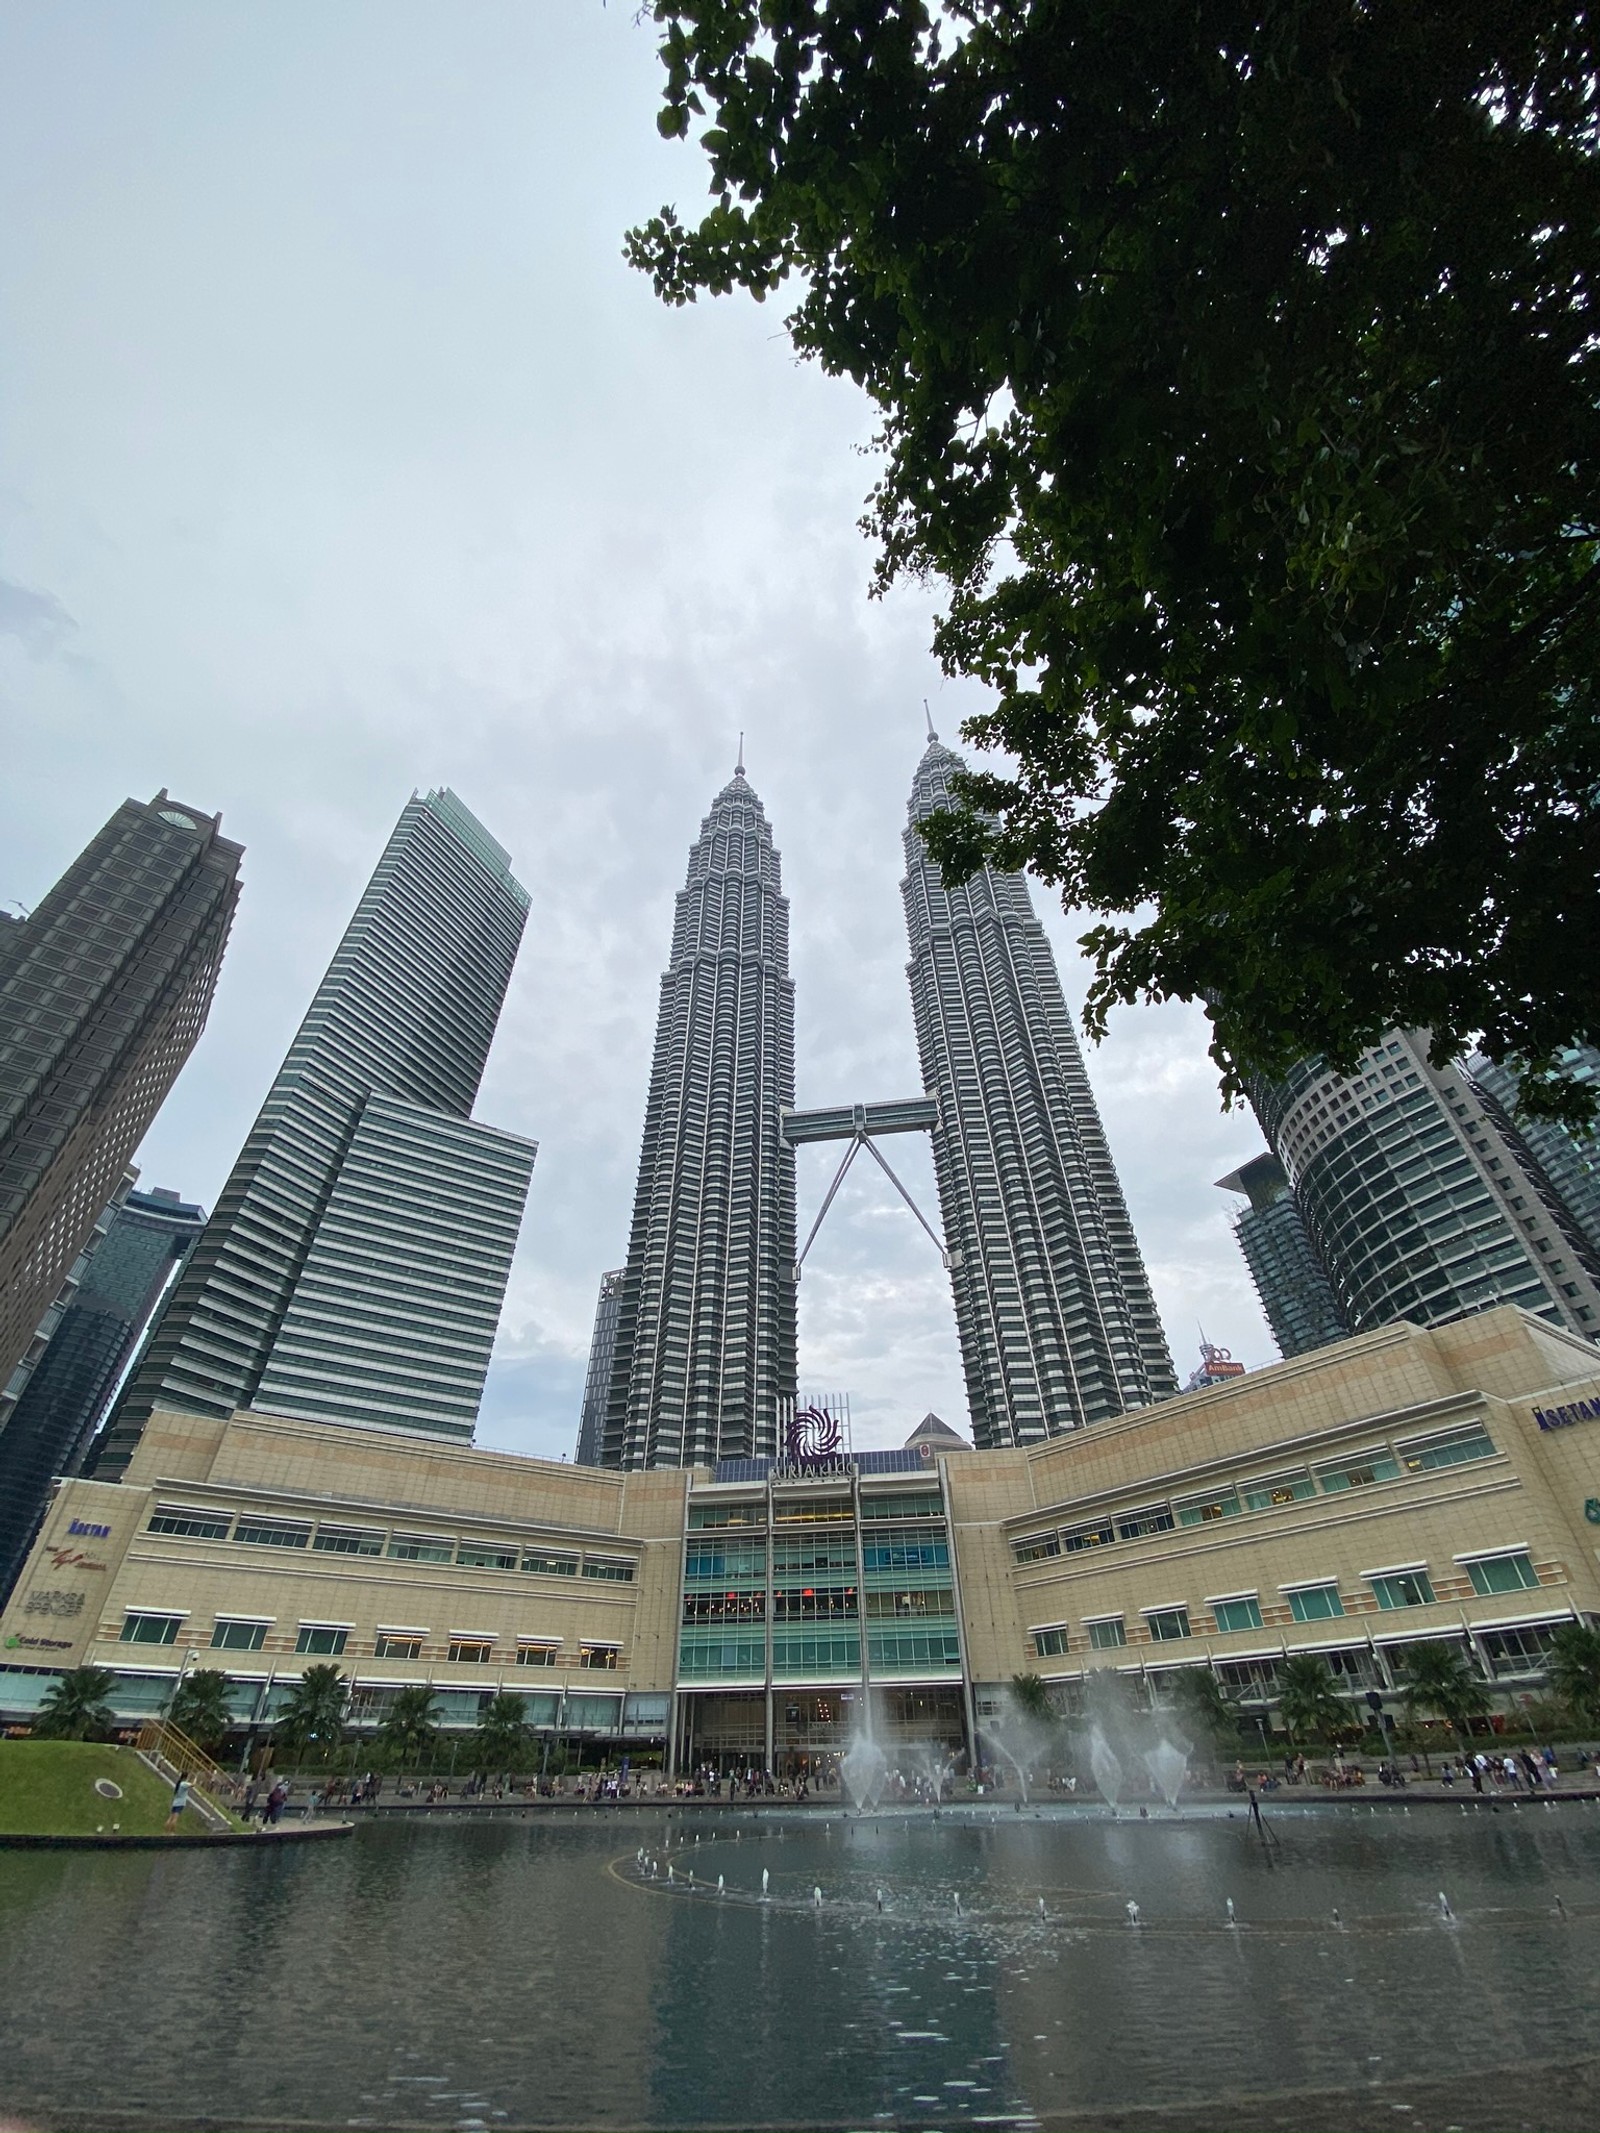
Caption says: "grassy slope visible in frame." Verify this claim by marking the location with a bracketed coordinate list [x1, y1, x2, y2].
[0, 1740, 191, 1835]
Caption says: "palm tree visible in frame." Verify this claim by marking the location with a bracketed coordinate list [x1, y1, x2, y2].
[473, 1692, 529, 1776]
[1396, 1640, 1490, 1750]
[34, 1665, 116, 1740]
[1275, 1653, 1348, 1747]
[167, 1668, 236, 1753]
[378, 1685, 441, 1776]
[276, 1664, 348, 1766]
[1546, 1622, 1600, 1730]
[1174, 1668, 1238, 1758]
[1008, 1672, 1056, 1723]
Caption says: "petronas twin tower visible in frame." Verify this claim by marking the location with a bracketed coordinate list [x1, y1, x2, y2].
[593, 733, 1175, 1469]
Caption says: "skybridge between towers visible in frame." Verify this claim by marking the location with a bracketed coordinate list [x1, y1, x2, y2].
[780, 1098, 959, 1280]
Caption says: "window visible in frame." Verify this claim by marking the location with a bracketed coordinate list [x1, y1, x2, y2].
[1479, 1625, 1555, 1678]
[1316, 1453, 1401, 1494]
[1398, 1428, 1497, 1472]
[374, 1633, 423, 1660]
[582, 1558, 635, 1582]
[516, 1643, 558, 1667]
[1032, 1627, 1069, 1657]
[313, 1528, 384, 1557]
[522, 1551, 579, 1577]
[447, 1639, 494, 1664]
[1241, 1473, 1315, 1511]
[1463, 1551, 1539, 1596]
[1087, 1617, 1126, 1650]
[235, 1519, 312, 1549]
[860, 1492, 943, 1521]
[1116, 1506, 1175, 1541]
[580, 1645, 620, 1670]
[295, 1625, 349, 1655]
[148, 1509, 231, 1540]
[1212, 1596, 1264, 1634]
[687, 1504, 763, 1529]
[865, 1588, 953, 1620]
[388, 1535, 453, 1563]
[121, 1612, 182, 1645]
[862, 1537, 949, 1571]
[1369, 1571, 1436, 1610]
[773, 1498, 853, 1523]
[1061, 1521, 1115, 1552]
[1174, 1492, 1240, 1527]
[1145, 1607, 1192, 1643]
[456, 1543, 518, 1571]
[1285, 1585, 1345, 1624]
[1013, 1533, 1061, 1564]
[210, 1619, 268, 1651]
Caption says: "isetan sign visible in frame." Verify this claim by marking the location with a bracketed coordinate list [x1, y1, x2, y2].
[1533, 1397, 1600, 1432]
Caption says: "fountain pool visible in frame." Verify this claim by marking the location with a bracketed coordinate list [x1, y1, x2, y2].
[0, 1802, 1596, 2128]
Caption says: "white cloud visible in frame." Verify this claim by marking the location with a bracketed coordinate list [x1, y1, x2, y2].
[0, 1, 1273, 1466]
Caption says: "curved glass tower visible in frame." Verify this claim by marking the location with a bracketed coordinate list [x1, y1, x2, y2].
[98, 788, 535, 1472]
[601, 763, 796, 1469]
[903, 734, 1176, 1446]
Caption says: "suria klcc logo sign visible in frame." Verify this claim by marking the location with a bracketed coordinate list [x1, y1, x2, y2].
[788, 1403, 843, 1460]
[774, 1402, 853, 1477]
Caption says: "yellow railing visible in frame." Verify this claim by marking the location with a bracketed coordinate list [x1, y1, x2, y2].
[135, 1719, 232, 1814]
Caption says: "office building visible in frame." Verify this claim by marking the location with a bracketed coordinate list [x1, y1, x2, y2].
[5, 1305, 1597, 1765]
[1217, 1151, 1352, 1359]
[600, 760, 797, 1470]
[902, 731, 1176, 1447]
[97, 789, 535, 1473]
[1247, 1031, 1600, 1344]
[574, 1270, 623, 1467]
[0, 1181, 205, 1603]
[0, 791, 240, 1427]
[1468, 1046, 1600, 1262]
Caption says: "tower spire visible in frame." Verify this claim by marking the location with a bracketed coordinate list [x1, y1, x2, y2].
[924, 699, 937, 743]
[736, 732, 745, 778]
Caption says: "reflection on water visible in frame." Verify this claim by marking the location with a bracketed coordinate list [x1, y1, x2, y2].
[1, 1804, 1597, 2127]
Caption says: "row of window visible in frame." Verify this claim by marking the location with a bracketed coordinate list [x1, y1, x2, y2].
[685, 1490, 945, 1531]
[119, 1612, 624, 1666]
[677, 1629, 963, 1677]
[1028, 1550, 1544, 1655]
[681, 1586, 956, 1624]
[1010, 1425, 1498, 1565]
[684, 1534, 951, 1580]
[144, 1507, 636, 1582]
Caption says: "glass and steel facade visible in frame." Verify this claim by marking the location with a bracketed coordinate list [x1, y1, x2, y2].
[902, 736, 1177, 1446]
[674, 1461, 965, 1769]
[99, 789, 535, 1469]
[1249, 1031, 1600, 1342]
[573, 1269, 623, 1467]
[1468, 1046, 1600, 1265]
[0, 1183, 205, 1603]
[0, 790, 240, 1438]
[1217, 1151, 1352, 1359]
[601, 767, 797, 1469]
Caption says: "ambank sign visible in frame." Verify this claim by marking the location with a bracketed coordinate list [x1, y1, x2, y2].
[1532, 1396, 1600, 1432]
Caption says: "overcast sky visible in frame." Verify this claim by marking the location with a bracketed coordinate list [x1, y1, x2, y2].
[0, 2, 1276, 1461]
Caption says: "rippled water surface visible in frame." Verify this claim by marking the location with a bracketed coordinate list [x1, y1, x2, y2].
[2, 1802, 1597, 2126]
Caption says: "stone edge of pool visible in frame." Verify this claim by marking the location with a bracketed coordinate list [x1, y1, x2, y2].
[0, 1821, 355, 1850]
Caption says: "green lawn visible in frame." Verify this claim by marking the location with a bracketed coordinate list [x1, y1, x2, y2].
[0, 1740, 203, 1836]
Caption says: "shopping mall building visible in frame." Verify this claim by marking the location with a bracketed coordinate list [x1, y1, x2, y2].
[4, 1306, 1598, 1766]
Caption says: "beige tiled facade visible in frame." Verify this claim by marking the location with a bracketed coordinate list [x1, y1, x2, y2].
[3, 1305, 1597, 1749]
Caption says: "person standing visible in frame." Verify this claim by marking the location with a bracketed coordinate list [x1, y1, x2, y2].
[164, 1776, 191, 1835]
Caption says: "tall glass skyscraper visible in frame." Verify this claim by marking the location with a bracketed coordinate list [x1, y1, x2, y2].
[0, 1181, 205, 1602]
[1216, 1151, 1352, 1359]
[600, 763, 797, 1469]
[902, 733, 1177, 1447]
[1247, 1030, 1600, 1343]
[0, 791, 240, 1421]
[574, 1268, 623, 1467]
[1468, 1046, 1600, 1263]
[98, 789, 536, 1472]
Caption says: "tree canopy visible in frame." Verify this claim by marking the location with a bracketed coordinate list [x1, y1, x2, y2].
[33, 1665, 116, 1741]
[628, 1, 1600, 1120]
[275, 1665, 348, 1762]
[167, 1668, 235, 1754]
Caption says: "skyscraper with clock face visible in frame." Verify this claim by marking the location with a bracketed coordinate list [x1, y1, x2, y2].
[97, 788, 535, 1473]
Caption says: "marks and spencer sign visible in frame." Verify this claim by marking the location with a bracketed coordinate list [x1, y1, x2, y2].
[1532, 1397, 1600, 1432]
